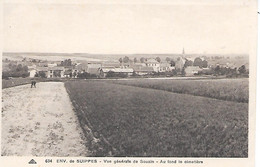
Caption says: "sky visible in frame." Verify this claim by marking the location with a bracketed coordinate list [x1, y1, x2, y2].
[3, 1, 257, 54]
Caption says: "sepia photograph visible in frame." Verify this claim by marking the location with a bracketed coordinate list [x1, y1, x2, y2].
[1, 0, 257, 164]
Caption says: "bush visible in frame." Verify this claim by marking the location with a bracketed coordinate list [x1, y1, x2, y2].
[77, 72, 97, 79]
[106, 71, 128, 78]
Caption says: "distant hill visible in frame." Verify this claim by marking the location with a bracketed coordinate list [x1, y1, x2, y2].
[3, 52, 249, 63]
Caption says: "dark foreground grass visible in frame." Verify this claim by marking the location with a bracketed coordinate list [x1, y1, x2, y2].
[65, 80, 248, 157]
[111, 78, 249, 103]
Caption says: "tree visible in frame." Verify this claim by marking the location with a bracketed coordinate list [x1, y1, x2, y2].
[119, 58, 123, 63]
[134, 57, 137, 63]
[16, 64, 23, 72]
[77, 72, 93, 79]
[140, 57, 145, 63]
[172, 69, 177, 75]
[34, 72, 39, 77]
[214, 65, 220, 75]
[181, 67, 186, 76]
[72, 71, 77, 78]
[184, 60, 193, 67]
[193, 57, 203, 67]
[202, 60, 208, 68]
[39, 71, 46, 78]
[67, 59, 72, 66]
[155, 57, 161, 63]
[238, 65, 246, 74]
[61, 59, 72, 66]
[23, 66, 29, 72]
[170, 60, 175, 67]
[123, 56, 130, 63]
[54, 71, 61, 77]
[106, 71, 116, 77]
[4, 64, 29, 78]
[166, 57, 171, 62]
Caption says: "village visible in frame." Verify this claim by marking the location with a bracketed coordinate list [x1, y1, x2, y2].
[2, 50, 249, 80]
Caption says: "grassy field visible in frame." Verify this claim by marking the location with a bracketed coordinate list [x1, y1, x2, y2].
[110, 78, 249, 103]
[2, 78, 33, 89]
[2, 78, 66, 89]
[65, 80, 248, 157]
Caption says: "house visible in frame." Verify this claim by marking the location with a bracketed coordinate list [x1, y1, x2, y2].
[48, 63, 57, 67]
[64, 70, 71, 78]
[185, 66, 202, 76]
[86, 63, 102, 74]
[130, 63, 146, 67]
[35, 66, 65, 78]
[201, 68, 213, 75]
[99, 67, 134, 78]
[87, 68, 100, 76]
[120, 62, 134, 68]
[102, 62, 120, 68]
[28, 65, 37, 78]
[75, 62, 89, 72]
[145, 59, 160, 72]
[159, 62, 171, 72]
[36, 67, 48, 77]
[37, 62, 48, 67]
[48, 66, 65, 78]
[114, 68, 134, 75]
[133, 66, 154, 76]
[29, 69, 37, 78]
[28, 64, 37, 70]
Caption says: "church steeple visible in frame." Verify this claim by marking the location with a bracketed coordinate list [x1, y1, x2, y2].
[182, 48, 185, 55]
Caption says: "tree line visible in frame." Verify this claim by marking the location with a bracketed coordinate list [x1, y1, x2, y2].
[2, 63, 29, 79]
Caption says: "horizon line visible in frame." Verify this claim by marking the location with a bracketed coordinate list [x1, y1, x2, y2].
[2, 52, 249, 56]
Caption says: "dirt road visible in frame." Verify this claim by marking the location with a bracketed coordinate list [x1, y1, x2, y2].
[1, 82, 89, 156]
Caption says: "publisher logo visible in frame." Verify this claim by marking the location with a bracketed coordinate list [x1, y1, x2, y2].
[28, 159, 37, 164]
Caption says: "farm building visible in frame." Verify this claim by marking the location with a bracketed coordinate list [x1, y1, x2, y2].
[133, 66, 154, 75]
[99, 67, 134, 78]
[185, 66, 202, 76]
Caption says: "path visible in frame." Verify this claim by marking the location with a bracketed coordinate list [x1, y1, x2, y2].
[1, 82, 89, 156]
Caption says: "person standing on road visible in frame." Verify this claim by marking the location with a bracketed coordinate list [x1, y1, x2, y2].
[31, 79, 36, 88]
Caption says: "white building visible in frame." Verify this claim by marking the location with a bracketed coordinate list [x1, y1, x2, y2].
[185, 66, 202, 76]
[29, 69, 37, 78]
[145, 59, 160, 72]
[159, 62, 171, 72]
[48, 63, 58, 67]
